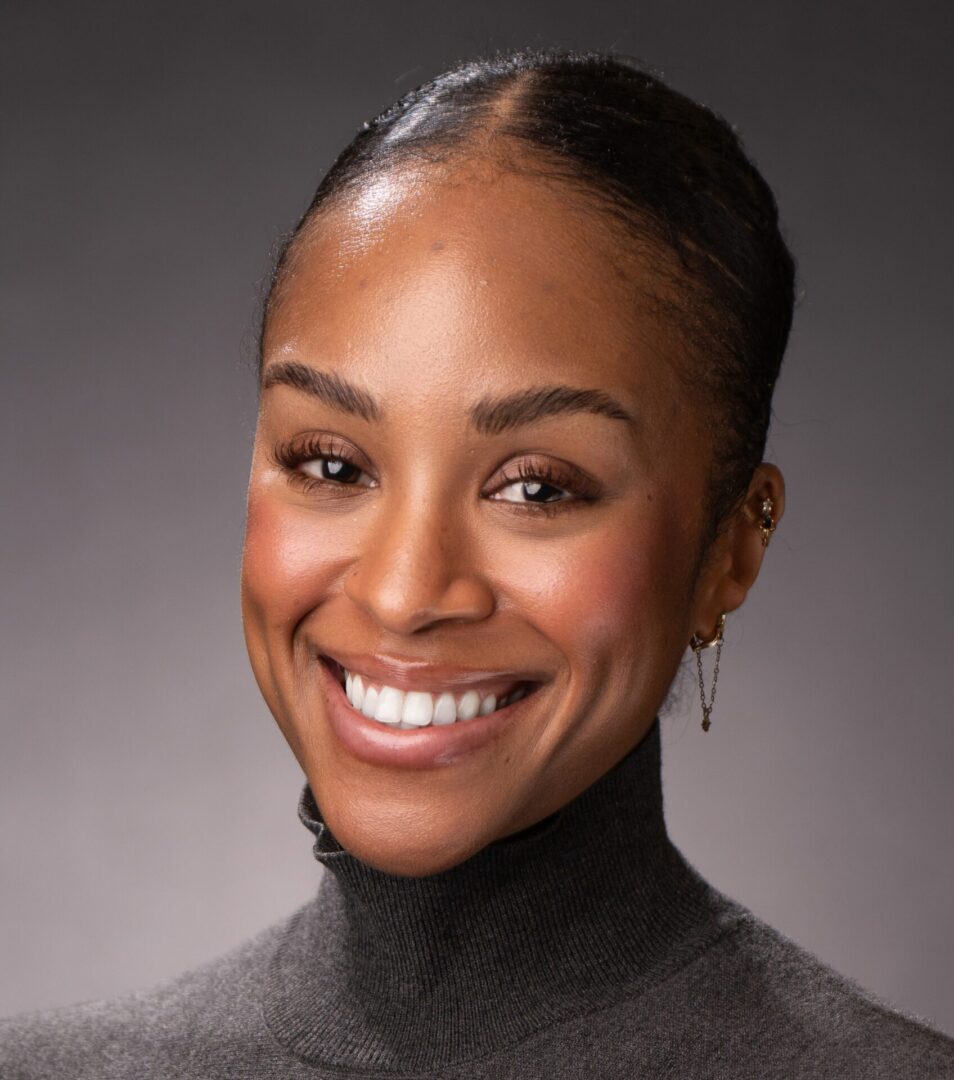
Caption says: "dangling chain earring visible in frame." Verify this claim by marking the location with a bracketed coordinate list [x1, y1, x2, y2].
[690, 613, 726, 732]
[758, 496, 777, 547]
[688, 501, 770, 732]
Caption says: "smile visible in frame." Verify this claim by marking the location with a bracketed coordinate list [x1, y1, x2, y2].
[346, 672, 530, 728]
[316, 653, 547, 767]
[326, 658, 534, 729]
[319, 652, 544, 738]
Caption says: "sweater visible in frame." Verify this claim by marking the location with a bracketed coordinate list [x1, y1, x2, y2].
[2, 720, 953, 1079]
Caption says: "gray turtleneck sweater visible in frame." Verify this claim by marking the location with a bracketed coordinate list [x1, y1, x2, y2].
[3, 721, 953, 1078]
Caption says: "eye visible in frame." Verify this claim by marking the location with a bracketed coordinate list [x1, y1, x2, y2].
[271, 433, 376, 494]
[487, 458, 600, 514]
[300, 456, 369, 486]
[492, 476, 570, 506]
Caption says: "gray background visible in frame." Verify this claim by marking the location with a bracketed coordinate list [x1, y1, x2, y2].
[2, 0, 952, 1035]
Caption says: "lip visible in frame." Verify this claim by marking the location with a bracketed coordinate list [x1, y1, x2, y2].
[319, 649, 544, 695]
[317, 655, 543, 769]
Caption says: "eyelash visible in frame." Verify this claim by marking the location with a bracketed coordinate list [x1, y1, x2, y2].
[270, 435, 600, 518]
[497, 459, 598, 517]
[271, 435, 371, 497]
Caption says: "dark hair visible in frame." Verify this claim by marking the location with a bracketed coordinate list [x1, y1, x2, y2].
[260, 47, 796, 543]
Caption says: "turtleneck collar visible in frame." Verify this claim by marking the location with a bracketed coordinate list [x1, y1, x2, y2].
[262, 720, 738, 1074]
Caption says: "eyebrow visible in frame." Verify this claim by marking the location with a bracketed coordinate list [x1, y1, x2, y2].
[262, 361, 381, 423]
[263, 360, 636, 434]
[469, 385, 636, 435]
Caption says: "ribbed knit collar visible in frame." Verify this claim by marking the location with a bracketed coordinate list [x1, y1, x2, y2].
[262, 720, 736, 1075]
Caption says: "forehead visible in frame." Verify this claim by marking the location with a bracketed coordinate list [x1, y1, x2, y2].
[263, 164, 686, 415]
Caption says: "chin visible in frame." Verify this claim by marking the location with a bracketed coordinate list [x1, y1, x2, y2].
[320, 793, 496, 878]
[337, 828, 489, 878]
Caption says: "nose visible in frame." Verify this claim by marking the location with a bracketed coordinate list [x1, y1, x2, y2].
[343, 489, 495, 635]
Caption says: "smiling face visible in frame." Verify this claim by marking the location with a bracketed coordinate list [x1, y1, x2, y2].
[241, 161, 778, 876]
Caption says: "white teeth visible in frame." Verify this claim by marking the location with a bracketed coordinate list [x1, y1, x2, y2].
[351, 674, 365, 710]
[432, 692, 457, 726]
[360, 685, 379, 719]
[340, 667, 530, 728]
[456, 690, 480, 721]
[375, 686, 404, 726]
[402, 691, 434, 727]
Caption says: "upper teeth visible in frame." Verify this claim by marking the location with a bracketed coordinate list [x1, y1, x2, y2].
[343, 670, 527, 729]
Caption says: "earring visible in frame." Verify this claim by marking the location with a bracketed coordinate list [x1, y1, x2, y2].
[758, 497, 776, 547]
[690, 613, 726, 732]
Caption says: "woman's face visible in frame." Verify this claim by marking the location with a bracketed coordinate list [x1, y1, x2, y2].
[242, 163, 761, 876]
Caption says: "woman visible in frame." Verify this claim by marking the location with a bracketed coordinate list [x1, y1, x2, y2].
[3, 47, 953, 1078]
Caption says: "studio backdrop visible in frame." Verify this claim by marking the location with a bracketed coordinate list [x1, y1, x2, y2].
[1, 0, 952, 1036]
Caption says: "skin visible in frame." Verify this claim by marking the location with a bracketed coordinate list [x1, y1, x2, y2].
[241, 160, 785, 877]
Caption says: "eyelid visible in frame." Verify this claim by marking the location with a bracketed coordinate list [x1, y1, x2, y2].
[270, 431, 377, 490]
[487, 455, 600, 497]
[271, 435, 602, 516]
[272, 431, 369, 465]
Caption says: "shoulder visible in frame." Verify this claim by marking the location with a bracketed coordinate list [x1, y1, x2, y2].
[0, 913, 292, 1080]
[494, 897, 954, 1079]
[637, 900, 954, 1078]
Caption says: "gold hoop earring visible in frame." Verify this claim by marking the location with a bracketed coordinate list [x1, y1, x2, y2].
[758, 497, 776, 547]
[690, 613, 726, 732]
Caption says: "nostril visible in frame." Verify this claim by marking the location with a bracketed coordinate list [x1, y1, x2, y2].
[344, 559, 497, 636]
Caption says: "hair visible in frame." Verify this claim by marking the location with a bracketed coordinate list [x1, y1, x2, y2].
[259, 47, 796, 546]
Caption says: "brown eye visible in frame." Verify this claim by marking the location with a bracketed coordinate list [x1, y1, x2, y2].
[487, 457, 601, 516]
[300, 456, 368, 485]
[271, 433, 377, 495]
[493, 477, 569, 505]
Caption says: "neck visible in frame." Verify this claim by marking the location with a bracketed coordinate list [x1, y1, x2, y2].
[262, 720, 733, 1072]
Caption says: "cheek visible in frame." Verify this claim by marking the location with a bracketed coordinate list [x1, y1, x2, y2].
[241, 487, 352, 632]
[494, 511, 690, 682]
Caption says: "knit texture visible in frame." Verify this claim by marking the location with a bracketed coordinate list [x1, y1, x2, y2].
[3, 720, 953, 1078]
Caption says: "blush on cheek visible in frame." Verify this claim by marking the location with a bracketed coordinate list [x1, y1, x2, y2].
[564, 538, 658, 665]
[242, 493, 355, 630]
[506, 516, 690, 683]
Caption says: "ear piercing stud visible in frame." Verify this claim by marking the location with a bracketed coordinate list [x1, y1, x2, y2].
[758, 497, 776, 547]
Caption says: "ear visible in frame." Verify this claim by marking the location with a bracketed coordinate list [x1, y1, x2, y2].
[688, 463, 785, 642]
